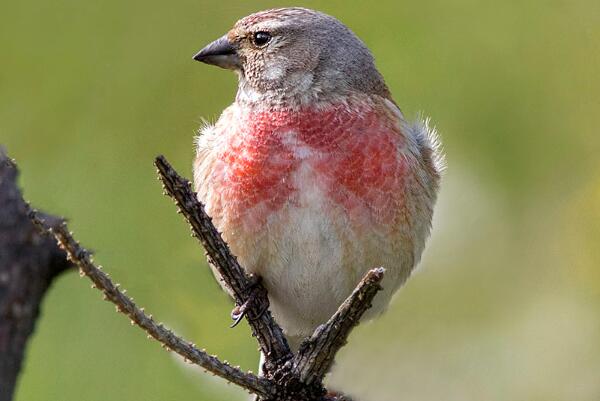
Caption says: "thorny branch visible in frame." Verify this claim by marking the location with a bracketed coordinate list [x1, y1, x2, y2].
[155, 154, 384, 399]
[30, 213, 272, 399]
[154, 155, 292, 372]
[26, 153, 385, 401]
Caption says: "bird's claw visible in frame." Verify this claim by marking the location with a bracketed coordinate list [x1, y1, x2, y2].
[230, 275, 268, 328]
[230, 303, 248, 328]
[325, 391, 352, 401]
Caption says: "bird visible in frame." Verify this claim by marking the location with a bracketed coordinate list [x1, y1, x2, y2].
[192, 7, 444, 358]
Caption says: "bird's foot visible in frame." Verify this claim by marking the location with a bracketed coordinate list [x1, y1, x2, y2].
[324, 390, 353, 401]
[230, 275, 268, 328]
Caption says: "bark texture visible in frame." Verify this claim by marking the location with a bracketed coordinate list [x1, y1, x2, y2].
[0, 148, 71, 401]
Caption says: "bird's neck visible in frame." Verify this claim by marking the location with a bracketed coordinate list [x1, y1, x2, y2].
[235, 80, 325, 110]
[235, 70, 392, 110]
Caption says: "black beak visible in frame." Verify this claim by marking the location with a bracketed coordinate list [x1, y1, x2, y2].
[193, 35, 240, 70]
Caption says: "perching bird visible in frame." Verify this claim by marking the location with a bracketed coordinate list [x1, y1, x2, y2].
[193, 7, 444, 355]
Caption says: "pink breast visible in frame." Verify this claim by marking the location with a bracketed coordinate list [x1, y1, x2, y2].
[211, 103, 409, 231]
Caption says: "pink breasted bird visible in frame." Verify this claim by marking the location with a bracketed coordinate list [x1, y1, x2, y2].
[193, 8, 444, 356]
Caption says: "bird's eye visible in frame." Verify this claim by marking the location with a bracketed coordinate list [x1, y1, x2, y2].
[252, 31, 272, 47]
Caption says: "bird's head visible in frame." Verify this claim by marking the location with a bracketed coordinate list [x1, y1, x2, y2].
[193, 7, 390, 106]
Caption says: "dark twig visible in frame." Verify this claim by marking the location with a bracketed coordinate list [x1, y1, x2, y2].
[30, 212, 272, 399]
[154, 155, 292, 372]
[292, 268, 385, 385]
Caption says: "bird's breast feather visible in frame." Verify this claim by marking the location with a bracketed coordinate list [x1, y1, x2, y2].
[200, 99, 418, 234]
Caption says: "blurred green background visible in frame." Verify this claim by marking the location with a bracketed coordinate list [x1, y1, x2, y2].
[2, 0, 599, 400]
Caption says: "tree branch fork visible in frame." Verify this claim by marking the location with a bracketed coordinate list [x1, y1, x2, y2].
[29, 155, 385, 401]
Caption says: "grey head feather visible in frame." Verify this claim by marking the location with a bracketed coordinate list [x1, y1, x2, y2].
[226, 8, 391, 106]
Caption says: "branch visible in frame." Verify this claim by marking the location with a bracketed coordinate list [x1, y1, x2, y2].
[0, 147, 72, 401]
[154, 155, 292, 371]
[154, 155, 383, 399]
[13, 151, 386, 401]
[292, 268, 385, 385]
[29, 212, 272, 399]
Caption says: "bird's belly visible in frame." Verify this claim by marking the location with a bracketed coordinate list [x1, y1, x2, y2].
[257, 165, 366, 338]
[216, 160, 415, 345]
